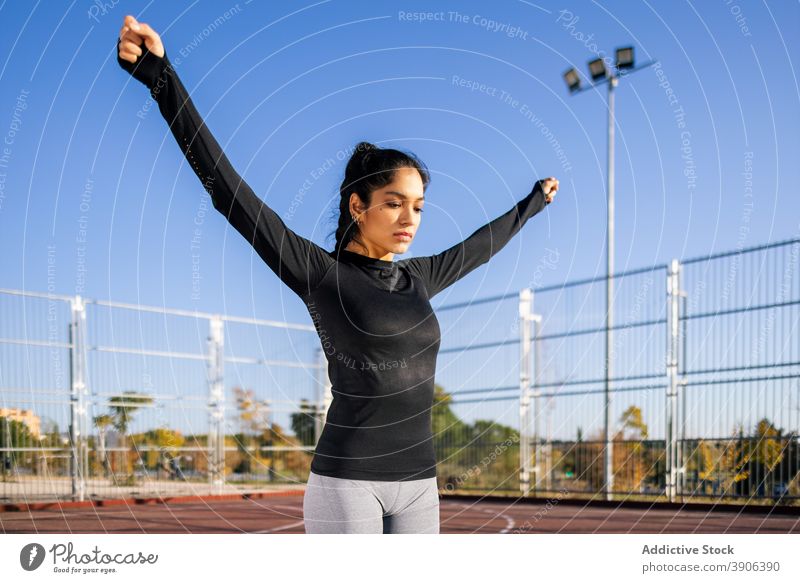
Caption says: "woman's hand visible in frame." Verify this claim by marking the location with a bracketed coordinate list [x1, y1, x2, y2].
[118, 14, 164, 62]
[540, 177, 559, 204]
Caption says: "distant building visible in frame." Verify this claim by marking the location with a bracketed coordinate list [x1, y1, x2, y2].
[0, 407, 42, 438]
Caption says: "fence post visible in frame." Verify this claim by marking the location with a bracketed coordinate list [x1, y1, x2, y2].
[519, 288, 533, 495]
[535, 315, 549, 492]
[666, 259, 684, 502]
[208, 316, 225, 494]
[68, 295, 88, 502]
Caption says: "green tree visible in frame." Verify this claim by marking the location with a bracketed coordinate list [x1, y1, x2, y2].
[106, 391, 154, 482]
[108, 391, 153, 435]
[750, 418, 783, 471]
[431, 384, 469, 440]
[733, 418, 784, 497]
[432, 384, 519, 491]
[133, 427, 185, 476]
[613, 405, 650, 493]
[39, 418, 61, 448]
[0, 416, 35, 480]
[258, 421, 310, 480]
[290, 398, 317, 447]
[619, 405, 649, 441]
[718, 424, 750, 495]
[231, 386, 270, 474]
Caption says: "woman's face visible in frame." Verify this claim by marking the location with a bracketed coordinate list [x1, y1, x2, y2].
[348, 166, 425, 260]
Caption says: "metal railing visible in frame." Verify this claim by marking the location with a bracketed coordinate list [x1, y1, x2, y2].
[0, 289, 323, 502]
[433, 237, 799, 506]
[1, 237, 797, 506]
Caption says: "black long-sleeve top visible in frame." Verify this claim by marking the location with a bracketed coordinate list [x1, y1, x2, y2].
[117, 40, 550, 481]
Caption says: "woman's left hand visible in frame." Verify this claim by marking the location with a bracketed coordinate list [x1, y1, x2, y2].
[540, 177, 559, 204]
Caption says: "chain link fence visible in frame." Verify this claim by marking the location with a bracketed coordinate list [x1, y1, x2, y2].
[1, 237, 797, 506]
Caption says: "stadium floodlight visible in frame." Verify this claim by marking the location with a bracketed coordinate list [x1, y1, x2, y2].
[563, 68, 581, 93]
[616, 46, 635, 69]
[588, 58, 607, 80]
[557, 45, 659, 504]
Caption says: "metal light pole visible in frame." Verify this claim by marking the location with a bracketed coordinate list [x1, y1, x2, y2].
[605, 74, 616, 502]
[562, 47, 657, 501]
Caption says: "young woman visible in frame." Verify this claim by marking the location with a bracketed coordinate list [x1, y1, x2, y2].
[117, 15, 558, 534]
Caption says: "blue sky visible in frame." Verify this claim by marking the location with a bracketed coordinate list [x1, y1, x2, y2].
[0, 0, 798, 324]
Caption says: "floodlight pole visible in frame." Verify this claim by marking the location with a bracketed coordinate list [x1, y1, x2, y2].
[566, 58, 656, 501]
[605, 74, 616, 502]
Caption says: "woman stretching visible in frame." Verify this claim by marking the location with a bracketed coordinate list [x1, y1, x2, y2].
[117, 15, 558, 534]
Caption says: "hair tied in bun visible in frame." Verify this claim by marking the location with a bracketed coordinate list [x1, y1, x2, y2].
[355, 141, 377, 164]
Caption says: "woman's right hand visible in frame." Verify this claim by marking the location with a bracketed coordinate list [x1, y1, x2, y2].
[118, 15, 164, 62]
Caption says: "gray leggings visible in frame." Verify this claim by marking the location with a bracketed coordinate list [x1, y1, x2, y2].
[303, 471, 440, 534]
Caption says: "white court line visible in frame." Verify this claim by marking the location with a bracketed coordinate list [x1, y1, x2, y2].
[265, 504, 303, 512]
[446, 501, 516, 533]
[477, 507, 516, 533]
[249, 519, 305, 534]
[498, 512, 516, 534]
[247, 503, 305, 533]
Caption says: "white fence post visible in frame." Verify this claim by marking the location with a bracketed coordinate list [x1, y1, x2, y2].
[666, 259, 685, 502]
[69, 295, 88, 502]
[208, 316, 225, 494]
[519, 288, 533, 494]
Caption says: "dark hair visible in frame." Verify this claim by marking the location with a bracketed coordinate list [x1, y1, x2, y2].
[329, 141, 430, 255]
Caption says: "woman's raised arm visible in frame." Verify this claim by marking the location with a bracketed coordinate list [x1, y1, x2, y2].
[116, 16, 334, 299]
[402, 178, 556, 299]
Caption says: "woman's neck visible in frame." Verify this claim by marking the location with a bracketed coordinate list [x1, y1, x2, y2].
[344, 241, 394, 262]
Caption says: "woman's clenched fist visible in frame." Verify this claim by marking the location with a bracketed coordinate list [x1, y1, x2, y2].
[118, 15, 164, 61]
[539, 177, 559, 204]
[117, 15, 168, 88]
